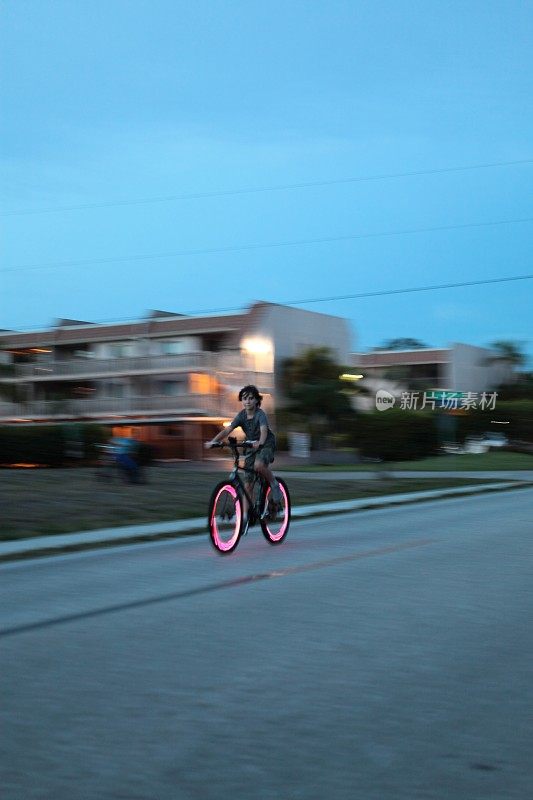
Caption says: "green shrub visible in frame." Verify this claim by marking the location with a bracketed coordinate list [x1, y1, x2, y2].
[81, 424, 109, 461]
[0, 423, 109, 466]
[275, 431, 289, 452]
[347, 400, 533, 462]
[136, 441, 155, 466]
[457, 400, 533, 443]
[0, 425, 64, 466]
[350, 410, 439, 461]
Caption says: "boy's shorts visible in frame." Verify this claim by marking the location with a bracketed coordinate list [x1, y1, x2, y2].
[244, 444, 275, 480]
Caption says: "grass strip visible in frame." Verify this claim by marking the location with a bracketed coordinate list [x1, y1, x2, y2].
[0, 466, 506, 542]
[278, 451, 533, 472]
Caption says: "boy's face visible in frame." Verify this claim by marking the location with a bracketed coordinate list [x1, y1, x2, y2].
[241, 392, 258, 412]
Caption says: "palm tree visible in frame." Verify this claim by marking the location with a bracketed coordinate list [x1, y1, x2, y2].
[487, 340, 527, 368]
[485, 340, 531, 399]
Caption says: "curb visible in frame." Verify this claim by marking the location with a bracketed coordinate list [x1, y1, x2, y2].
[1, 481, 531, 563]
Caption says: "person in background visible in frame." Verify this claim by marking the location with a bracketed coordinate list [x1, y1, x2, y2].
[111, 433, 140, 483]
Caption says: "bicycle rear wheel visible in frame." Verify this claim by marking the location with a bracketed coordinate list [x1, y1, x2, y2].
[260, 478, 291, 545]
[208, 481, 243, 554]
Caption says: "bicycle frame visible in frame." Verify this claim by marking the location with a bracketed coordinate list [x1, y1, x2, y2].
[225, 438, 267, 525]
[208, 435, 290, 553]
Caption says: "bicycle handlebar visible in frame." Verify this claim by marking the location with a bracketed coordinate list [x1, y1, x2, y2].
[211, 438, 256, 449]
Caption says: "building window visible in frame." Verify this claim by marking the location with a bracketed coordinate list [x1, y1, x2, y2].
[106, 383, 125, 398]
[189, 373, 218, 394]
[161, 381, 185, 396]
[108, 343, 134, 358]
[160, 340, 185, 356]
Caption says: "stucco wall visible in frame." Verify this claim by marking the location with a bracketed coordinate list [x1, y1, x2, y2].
[450, 343, 514, 392]
[244, 304, 352, 364]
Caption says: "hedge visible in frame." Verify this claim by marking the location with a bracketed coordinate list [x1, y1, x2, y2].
[0, 424, 108, 466]
[349, 410, 440, 462]
[456, 400, 533, 443]
[348, 401, 533, 461]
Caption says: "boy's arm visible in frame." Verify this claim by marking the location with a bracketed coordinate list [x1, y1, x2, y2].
[205, 420, 237, 448]
[252, 423, 268, 450]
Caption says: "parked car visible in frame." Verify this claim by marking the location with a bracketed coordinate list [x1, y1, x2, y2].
[482, 432, 509, 448]
[463, 436, 489, 455]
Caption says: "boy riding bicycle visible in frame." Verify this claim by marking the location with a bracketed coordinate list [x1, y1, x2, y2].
[205, 385, 283, 517]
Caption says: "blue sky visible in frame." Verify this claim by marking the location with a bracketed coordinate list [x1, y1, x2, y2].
[1, 0, 532, 361]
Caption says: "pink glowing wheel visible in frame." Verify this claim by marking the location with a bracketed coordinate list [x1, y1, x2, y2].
[208, 482, 243, 554]
[260, 478, 291, 545]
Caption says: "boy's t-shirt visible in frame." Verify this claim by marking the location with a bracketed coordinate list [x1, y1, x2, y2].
[231, 409, 275, 447]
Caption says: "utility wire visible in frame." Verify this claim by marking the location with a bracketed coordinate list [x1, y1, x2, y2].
[3, 215, 533, 274]
[280, 274, 533, 307]
[193, 275, 533, 314]
[1, 157, 532, 218]
[4, 274, 532, 331]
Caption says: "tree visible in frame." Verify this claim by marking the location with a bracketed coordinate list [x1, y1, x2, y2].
[487, 340, 527, 368]
[373, 337, 429, 351]
[280, 347, 355, 445]
[485, 340, 531, 399]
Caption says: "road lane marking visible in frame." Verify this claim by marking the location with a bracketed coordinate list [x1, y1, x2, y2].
[0, 539, 433, 639]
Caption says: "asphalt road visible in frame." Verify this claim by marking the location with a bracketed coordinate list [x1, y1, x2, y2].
[1, 488, 532, 800]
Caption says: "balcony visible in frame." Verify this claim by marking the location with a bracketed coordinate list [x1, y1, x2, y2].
[0, 401, 26, 419]
[11, 352, 218, 381]
[0, 394, 234, 421]
[9, 351, 276, 384]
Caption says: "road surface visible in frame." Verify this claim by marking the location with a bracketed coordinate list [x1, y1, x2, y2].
[1, 488, 532, 799]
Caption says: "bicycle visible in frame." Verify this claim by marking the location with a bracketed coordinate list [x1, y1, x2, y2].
[207, 437, 291, 554]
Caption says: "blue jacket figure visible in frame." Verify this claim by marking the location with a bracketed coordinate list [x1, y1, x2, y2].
[111, 435, 140, 483]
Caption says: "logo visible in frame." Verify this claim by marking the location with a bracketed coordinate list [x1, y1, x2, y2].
[376, 390, 396, 412]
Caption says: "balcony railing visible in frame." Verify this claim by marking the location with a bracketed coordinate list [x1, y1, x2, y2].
[10, 351, 276, 381]
[0, 394, 235, 420]
[0, 401, 26, 418]
[12, 352, 219, 380]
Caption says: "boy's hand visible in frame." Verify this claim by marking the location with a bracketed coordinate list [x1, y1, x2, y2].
[251, 441, 260, 450]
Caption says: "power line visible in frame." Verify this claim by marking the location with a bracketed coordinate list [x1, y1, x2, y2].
[192, 275, 533, 314]
[3, 215, 533, 274]
[4, 274, 532, 331]
[2, 157, 532, 218]
[279, 274, 533, 308]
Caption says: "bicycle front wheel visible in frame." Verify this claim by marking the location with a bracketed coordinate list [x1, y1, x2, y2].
[208, 482, 243, 554]
[260, 478, 291, 545]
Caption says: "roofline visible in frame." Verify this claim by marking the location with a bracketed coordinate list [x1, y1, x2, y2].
[353, 347, 450, 356]
[0, 313, 249, 347]
[2, 310, 246, 335]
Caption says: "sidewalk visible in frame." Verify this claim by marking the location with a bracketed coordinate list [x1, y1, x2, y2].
[1, 479, 530, 562]
[276, 470, 533, 481]
[184, 456, 533, 482]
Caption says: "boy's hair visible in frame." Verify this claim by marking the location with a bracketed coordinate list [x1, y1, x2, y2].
[238, 385, 263, 406]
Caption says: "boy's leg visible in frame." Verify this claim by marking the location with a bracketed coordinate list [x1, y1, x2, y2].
[242, 450, 256, 531]
[255, 459, 282, 503]
[243, 481, 252, 517]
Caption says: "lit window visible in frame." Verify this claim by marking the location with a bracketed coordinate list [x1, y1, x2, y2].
[190, 373, 218, 394]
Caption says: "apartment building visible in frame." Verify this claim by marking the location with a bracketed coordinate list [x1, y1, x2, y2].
[351, 342, 514, 409]
[0, 302, 351, 458]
